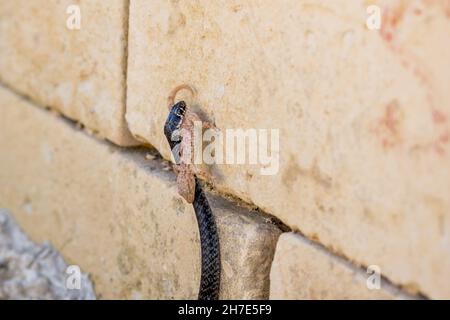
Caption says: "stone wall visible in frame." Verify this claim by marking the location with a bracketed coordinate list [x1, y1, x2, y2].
[1, 0, 449, 299]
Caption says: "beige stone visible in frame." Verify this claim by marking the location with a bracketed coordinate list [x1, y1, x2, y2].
[0, 87, 281, 299]
[0, 0, 136, 146]
[270, 233, 411, 300]
[126, 0, 450, 298]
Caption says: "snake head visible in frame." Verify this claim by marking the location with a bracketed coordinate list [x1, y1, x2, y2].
[164, 101, 188, 165]
[164, 101, 186, 149]
[173, 101, 187, 117]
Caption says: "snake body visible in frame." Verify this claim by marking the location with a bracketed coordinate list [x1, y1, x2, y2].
[193, 178, 221, 300]
[164, 101, 221, 300]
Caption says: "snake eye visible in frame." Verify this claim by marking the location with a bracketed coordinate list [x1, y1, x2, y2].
[175, 109, 184, 117]
[174, 101, 186, 117]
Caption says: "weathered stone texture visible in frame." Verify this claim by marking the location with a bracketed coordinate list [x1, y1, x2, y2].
[127, 0, 450, 298]
[0, 209, 96, 300]
[270, 233, 411, 300]
[0, 0, 136, 145]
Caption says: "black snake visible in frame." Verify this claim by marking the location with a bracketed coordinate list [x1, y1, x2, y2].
[164, 100, 221, 300]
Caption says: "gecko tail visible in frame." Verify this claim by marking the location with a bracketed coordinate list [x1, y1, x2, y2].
[167, 84, 197, 109]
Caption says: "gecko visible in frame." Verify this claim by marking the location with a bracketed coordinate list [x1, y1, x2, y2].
[164, 84, 216, 203]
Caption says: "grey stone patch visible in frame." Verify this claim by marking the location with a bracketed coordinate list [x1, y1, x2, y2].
[0, 209, 96, 300]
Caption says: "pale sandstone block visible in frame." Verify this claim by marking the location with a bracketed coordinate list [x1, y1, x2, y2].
[270, 233, 411, 300]
[0, 87, 281, 299]
[126, 0, 450, 298]
[0, 0, 136, 145]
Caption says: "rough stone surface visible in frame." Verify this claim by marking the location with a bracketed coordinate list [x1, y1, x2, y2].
[0, 209, 96, 300]
[127, 0, 450, 298]
[270, 233, 410, 300]
[0, 87, 281, 299]
[0, 0, 136, 146]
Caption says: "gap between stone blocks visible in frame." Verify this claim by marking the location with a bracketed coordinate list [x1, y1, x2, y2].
[0, 78, 427, 300]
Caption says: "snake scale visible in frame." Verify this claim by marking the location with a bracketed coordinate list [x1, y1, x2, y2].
[164, 99, 221, 300]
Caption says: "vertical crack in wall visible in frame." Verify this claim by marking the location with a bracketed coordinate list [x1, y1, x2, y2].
[120, 0, 137, 143]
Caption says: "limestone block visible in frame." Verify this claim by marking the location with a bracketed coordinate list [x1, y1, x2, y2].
[0, 0, 136, 145]
[126, 0, 450, 298]
[0, 87, 281, 299]
[270, 233, 411, 300]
